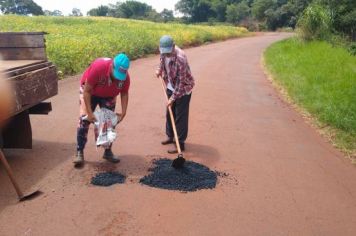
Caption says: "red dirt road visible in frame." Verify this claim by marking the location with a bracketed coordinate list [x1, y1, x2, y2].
[1, 33, 355, 235]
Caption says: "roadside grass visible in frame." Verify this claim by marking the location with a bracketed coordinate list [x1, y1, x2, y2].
[0, 15, 249, 76]
[264, 38, 356, 161]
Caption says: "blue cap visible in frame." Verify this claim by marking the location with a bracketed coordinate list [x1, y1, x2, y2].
[159, 35, 174, 54]
[113, 53, 130, 81]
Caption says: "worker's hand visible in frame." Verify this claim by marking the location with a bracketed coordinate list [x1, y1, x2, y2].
[155, 70, 162, 78]
[167, 98, 174, 107]
[86, 113, 97, 123]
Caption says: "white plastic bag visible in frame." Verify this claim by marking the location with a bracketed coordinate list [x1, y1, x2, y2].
[92, 108, 120, 148]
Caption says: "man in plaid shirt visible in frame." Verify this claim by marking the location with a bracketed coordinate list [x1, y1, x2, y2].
[156, 35, 195, 154]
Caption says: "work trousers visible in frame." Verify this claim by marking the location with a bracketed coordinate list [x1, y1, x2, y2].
[166, 89, 192, 144]
[76, 86, 116, 151]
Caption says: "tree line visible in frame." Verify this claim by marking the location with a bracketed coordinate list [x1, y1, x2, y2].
[0, 0, 354, 39]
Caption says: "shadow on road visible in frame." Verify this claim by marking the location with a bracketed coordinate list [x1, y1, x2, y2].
[184, 143, 220, 165]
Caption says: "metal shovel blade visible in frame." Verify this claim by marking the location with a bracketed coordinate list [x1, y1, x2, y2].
[172, 154, 186, 169]
[19, 190, 42, 202]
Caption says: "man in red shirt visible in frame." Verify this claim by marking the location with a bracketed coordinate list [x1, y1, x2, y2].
[74, 53, 130, 167]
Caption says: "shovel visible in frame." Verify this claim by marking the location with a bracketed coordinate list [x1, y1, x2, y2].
[0, 149, 41, 201]
[159, 76, 186, 169]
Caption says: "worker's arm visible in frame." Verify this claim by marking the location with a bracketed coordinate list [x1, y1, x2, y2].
[83, 83, 96, 123]
[119, 91, 129, 122]
[155, 56, 167, 83]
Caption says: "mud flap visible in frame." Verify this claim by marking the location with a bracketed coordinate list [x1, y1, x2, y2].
[1, 110, 32, 149]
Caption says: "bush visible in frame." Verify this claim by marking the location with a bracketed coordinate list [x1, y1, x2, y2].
[348, 42, 356, 56]
[297, 4, 332, 41]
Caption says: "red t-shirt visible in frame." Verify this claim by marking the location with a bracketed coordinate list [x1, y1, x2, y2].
[80, 58, 130, 98]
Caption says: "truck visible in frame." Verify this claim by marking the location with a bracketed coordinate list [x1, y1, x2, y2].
[0, 32, 58, 149]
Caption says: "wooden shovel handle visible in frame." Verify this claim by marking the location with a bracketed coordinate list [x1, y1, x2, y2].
[158, 76, 182, 154]
[0, 150, 24, 198]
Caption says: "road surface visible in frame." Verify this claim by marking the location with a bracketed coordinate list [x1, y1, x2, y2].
[1, 33, 355, 235]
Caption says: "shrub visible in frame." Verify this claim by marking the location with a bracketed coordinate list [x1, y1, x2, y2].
[297, 3, 332, 41]
[348, 42, 356, 56]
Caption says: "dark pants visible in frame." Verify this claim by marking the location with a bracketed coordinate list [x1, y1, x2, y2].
[166, 89, 192, 144]
[77, 89, 116, 151]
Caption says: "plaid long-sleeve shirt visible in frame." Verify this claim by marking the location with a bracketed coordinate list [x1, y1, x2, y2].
[158, 46, 195, 101]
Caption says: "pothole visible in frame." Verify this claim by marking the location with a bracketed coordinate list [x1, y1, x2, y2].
[139, 158, 217, 192]
[91, 172, 126, 186]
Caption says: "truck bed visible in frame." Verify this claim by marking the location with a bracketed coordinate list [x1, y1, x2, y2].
[1, 60, 58, 116]
[0, 32, 58, 149]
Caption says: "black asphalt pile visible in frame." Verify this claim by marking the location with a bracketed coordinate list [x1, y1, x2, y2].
[139, 158, 217, 192]
[91, 172, 126, 186]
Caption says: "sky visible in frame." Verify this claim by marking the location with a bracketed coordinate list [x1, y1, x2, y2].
[33, 0, 179, 16]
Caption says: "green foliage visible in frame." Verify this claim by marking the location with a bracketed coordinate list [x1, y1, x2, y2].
[176, 0, 214, 22]
[108, 1, 154, 19]
[87, 5, 109, 16]
[160, 9, 175, 22]
[44, 10, 63, 16]
[0, 0, 43, 15]
[251, 0, 274, 21]
[70, 8, 82, 17]
[87, 1, 174, 23]
[174, 0, 314, 30]
[226, 1, 250, 24]
[211, 0, 228, 22]
[297, 3, 332, 41]
[0, 15, 248, 76]
[348, 42, 356, 56]
[317, 0, 356, 40]
[265, 38, 356, 152]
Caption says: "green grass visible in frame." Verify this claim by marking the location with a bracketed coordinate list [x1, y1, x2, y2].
[264, 38, 356, 157]
[0, 15, 249, 76]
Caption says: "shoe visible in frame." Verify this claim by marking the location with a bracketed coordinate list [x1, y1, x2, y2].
[73, 150, 84, 167]
[168, 143, 185, 154]
[161, 138, 174, 145]
[103, 149, 120, 163]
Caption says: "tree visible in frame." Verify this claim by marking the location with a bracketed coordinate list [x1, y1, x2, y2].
[317, 0, 356, 39]
[251, 0, 274, 21]
[160, 8, 174, 22]
[0, 0, 44, 15]
[146, 10, 162, 22]
[109, 1, 154, 19]
[87, 5, 109, 16]
[70, 8, 82, 17]
[211, 0, 228, 22]
[44, 9, 63, 16]
[226, 1, 250, 24]
[175, 0, 214, 22]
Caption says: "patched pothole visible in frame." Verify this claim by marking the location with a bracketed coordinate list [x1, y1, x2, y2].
[139, 158, 218, 192]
